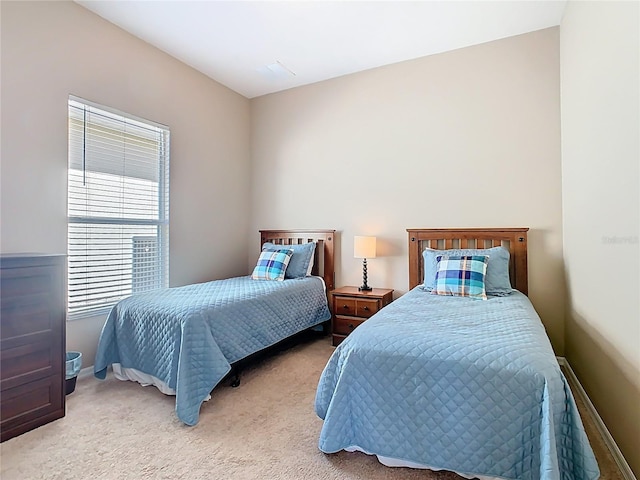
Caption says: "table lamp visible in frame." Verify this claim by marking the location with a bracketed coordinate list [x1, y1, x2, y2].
[354, 236, 376, 291]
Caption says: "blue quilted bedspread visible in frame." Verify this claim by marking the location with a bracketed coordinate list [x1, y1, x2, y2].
[95, 276, 330, 425]
[315, 287, 600, 480]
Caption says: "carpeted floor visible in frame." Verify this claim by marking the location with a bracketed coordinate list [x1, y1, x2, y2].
[0, 334, 624, 480]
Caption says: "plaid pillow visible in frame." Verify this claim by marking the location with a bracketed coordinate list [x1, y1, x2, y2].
[251, 248, 293, 281]
[262, 242, 316, 278]
[431, 255, 489, 300]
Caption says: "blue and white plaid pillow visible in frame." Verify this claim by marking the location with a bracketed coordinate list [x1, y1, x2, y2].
[262, 242, 316, 278]
[431, 255, 489, 300]
[251, 248, 293, 281]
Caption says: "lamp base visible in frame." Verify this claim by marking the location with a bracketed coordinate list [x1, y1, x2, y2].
[359, 258, 372, 291]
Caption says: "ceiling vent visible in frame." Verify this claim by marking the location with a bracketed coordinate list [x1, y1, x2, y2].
[257, 61, 296, 80]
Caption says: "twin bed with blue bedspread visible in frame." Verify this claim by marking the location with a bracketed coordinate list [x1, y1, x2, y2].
[315, 228, 600, 480]
[94, 230, 335, 425]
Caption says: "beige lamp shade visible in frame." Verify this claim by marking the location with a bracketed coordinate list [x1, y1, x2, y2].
[354, 236, 376, 259]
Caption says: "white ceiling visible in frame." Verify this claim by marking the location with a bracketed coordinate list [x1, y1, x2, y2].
[76, 1, 567, 99]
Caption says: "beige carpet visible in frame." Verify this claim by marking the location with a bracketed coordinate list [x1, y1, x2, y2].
[0, 335, 623, 480]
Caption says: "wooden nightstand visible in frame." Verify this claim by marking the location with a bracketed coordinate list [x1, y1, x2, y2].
[330, 286, 394, 346]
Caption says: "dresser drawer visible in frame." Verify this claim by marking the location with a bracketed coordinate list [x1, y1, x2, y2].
[356, 298, 379, 318]
[0, 335, 59, 387]
[333, 297, 356, 316]
[333, 297, 380, 318]
[0, 294, 55, 340]
[0, 374, 64, 442]
[333, 316, 365, 335]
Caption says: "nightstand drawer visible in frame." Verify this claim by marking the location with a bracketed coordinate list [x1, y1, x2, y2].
[333, 297, 379, 318]
[333, 298, 356, 316]
[334, 316, 365, 335]
[356, 299, 379, 318]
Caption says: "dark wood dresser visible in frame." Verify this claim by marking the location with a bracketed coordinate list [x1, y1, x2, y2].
[1, 254, 66, 442]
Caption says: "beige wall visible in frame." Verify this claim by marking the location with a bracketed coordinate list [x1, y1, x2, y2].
[560, 1, 639, 475]
[251, 28, 566, 352]
[0, 1, 251, 364]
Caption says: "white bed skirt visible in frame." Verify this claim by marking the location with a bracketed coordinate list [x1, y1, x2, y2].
[344, 446, 502, 480]
[111, 363, 214, 402]
[112, 364, 214, 402]
[112, 363, 177, 395]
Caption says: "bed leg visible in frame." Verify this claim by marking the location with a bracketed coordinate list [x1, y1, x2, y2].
[322, 320, 330, 336]
[230, 367, 241, 388]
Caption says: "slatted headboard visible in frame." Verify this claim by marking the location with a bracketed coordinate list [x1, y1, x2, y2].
[407, 228, 529, 295]
[259, 229, 336, 293]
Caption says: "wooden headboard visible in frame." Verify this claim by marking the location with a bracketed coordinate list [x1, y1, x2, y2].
[407, 228, 529, 295]
[259, 229, 336, 292]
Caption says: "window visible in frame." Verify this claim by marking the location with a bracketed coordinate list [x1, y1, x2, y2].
[67, 97, 169, 318]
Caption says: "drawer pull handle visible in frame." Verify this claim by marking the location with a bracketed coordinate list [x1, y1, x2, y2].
[342, 305, 349, 309]
[348, 323, 355, 329]
[363, 306, 369, 311]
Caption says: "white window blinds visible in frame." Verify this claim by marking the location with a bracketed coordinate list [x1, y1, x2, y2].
[67, 97, 170, 318]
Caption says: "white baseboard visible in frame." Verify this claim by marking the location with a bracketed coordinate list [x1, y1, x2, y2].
[557, 356, 636, 480]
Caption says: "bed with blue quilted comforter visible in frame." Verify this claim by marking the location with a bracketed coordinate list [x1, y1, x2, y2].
[315, 287, 600, 480]
[95, 275, 330, 425]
